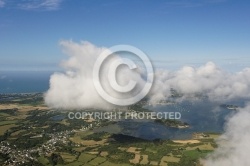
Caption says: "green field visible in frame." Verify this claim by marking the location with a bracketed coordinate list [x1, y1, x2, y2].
[37, 156, 50, 165]
[0, 120, 18, 126]
[0, 124, 17, 135]
[78, 153, 97, 164]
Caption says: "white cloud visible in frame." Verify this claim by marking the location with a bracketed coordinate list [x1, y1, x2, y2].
[149, 62, 250, 103]
[203, 103, 250, 166]
[0, 0, 5, 8]
[45, 41, 250, 110]
[19, 0, 62, 11]
[45, 40, 146, 110]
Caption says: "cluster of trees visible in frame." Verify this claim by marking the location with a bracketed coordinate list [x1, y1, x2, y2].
[49, 153, 64, 166]
[154, 119, 189, 127]
[110, 134, 147, 143]
[0, 153, 9, 164]
[12, 134, 49, 149]
[0, 108, 18, 116]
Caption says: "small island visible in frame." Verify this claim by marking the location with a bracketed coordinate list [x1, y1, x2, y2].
[220, 104, 239, 110]
[154, 119, 190, 129]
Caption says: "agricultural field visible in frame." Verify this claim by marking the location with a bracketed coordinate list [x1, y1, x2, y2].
[0, 93, 219, 166]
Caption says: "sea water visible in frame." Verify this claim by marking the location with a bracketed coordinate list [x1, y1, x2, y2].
[0, 71, 52, 93]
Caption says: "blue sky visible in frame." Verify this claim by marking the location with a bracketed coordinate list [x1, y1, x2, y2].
[0, 0, 250, 71]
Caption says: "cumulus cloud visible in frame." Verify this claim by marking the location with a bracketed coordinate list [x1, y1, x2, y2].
[45, 40, 146, 110]
[45, 40, 108, 110]
[203, 103, 250, 166]
[45, 40, 250, 110]
[150, 62, 250, 103]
